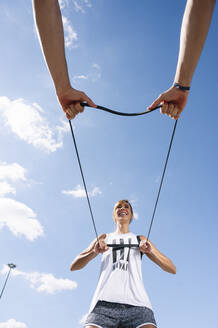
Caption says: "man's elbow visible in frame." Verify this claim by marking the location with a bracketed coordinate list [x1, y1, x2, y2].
[70, 261, 84, 271]
[70, 261, 78, 271]
[170, 266, 176, 274]
[70, 264, 75, 271]
[165, 264, 176, 274]
[70, 264, 79, 271]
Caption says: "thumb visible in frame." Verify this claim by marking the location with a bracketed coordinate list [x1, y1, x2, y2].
[98, 233, 106, 241]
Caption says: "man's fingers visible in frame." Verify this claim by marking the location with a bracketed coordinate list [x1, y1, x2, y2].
[167, 103, 177, 119]
[64, 102, 84, 120]
[175, 111, 180, 120]
[167, 103, 174, 115]
[66, 112, 72, 120]
[74, 102, 84, 114]
[98, 240, 109, 253]
[168, 105, 181, 120]
[160, 102, 168, 115]
[66, 106, 76, 120]
[148, 95, 163, 110]
[95, 233, 108, 252]
[140, 241, 147, 248]
[172, 106, 180, 120]
[65, 108, 74, 120]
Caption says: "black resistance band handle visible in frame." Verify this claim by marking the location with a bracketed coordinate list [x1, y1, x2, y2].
[80, 102, 162, 117]
[107, 244, 139, 249]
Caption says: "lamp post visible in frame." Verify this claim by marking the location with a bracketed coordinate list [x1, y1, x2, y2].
[0, 263, 16, 300]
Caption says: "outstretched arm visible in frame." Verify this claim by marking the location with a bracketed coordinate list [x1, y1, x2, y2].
[139, 236, 176, 274]
[70, 234, 108, 271]
[32, 0, 96, 120]
[148, 0, 216, 120]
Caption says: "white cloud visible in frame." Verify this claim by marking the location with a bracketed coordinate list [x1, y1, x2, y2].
[62, 185, 102, 198]
[92, 64, 101, 72]
[0, 198, 44, 241]
[73, 0, 92, 13]
[63, 185, 86, 198]
[84, 0, 92, 8]
[56, 119, 69, 138]
[90, 187, 102, 197]
[0, 319, 27, 328]
[0, 97, 68, 153]
[62, 16, 78, 48]
[1, 265, 77, 294]
[59, 0, 69, 9]
[0, 162, 26, 182]
[0, 182, 16, 196]
[72, 75, 88, 84]
[133, 212, 139, 220]
[33, 273, 77, 294]
[0, 162, 43, 241]
[72, 63, 101, 85]
[89, 64, 101, 82]
[73, 1, 85, 13]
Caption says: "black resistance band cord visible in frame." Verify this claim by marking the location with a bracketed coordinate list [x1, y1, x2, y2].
[69, 102, 178, 248]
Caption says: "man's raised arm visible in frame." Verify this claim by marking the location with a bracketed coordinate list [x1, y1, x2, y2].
[33, 0, 96, 120]
[148, 0, 216, 120]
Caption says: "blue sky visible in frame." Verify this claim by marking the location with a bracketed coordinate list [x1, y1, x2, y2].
[0, 0, 218, 327]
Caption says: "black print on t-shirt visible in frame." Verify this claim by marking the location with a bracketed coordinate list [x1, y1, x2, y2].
[112, 238, 132, 271]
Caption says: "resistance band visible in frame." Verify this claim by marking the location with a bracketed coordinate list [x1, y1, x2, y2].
[69, 103, 177, 248]
[80, 102, 161, 116]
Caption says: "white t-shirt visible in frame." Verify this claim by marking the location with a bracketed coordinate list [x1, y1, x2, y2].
[89, 232, 152, 313]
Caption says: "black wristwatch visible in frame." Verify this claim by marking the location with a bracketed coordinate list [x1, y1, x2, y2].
[173, 83, 190, 92]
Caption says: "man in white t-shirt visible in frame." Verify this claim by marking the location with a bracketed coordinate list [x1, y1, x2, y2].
[71, 200, 176, 328]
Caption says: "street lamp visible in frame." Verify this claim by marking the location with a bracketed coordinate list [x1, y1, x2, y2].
[0, 263, 16, 300]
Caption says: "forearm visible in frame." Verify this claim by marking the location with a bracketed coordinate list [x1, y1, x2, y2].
[70, 247, 98, 271]
[146, 249, 176, 274]
[175, 0, 216, 86]
[33, 0, 71, 94]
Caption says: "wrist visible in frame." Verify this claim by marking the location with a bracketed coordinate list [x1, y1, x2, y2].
[92, 249, 98, 257]
[174, 69, 192, 87]
[56, 82, 72, 96]
[173, 82, 190, 92]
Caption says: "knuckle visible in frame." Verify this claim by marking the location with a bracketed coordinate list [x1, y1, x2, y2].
[80, 91, 86, 98]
